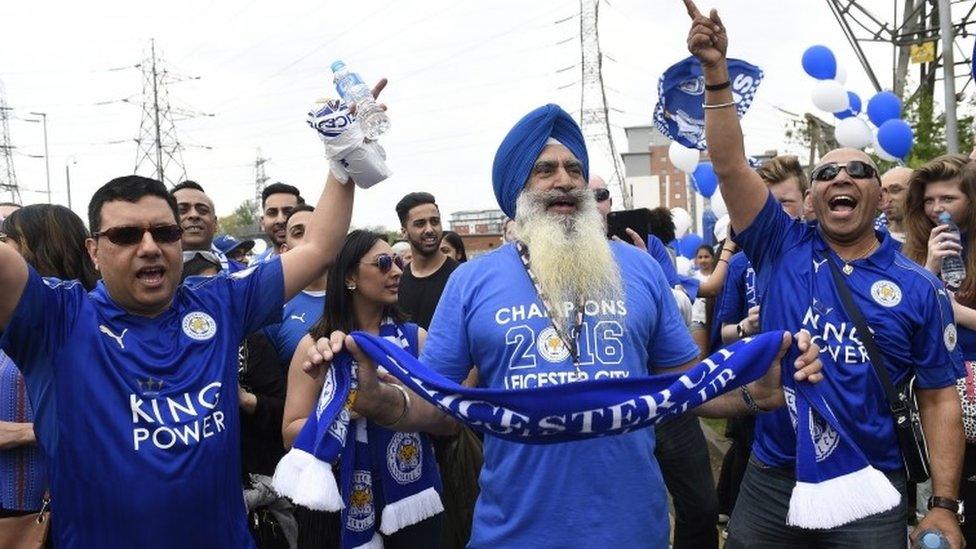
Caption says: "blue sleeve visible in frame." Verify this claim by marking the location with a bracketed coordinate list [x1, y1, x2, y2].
[419, 272, 473, 383]
[733, 192, 806, 275]
[647, 235, 680, 287]
[229, 256, 286, 336]
[717, 257, 745, 325]
[0, 268, 84, 378]
[913, 284, 966, 388]
[645, 259, 700, 369]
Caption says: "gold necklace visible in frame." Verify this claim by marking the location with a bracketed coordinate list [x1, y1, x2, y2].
[838, 241, 880, 275]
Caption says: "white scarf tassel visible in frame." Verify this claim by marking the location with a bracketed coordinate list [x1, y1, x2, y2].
[272, 447, 315, 499]
[787, 465, 901, 528]
[352, 532, 384, 549]
[378, 486, 445, 535]
[291, 458, 344, 511]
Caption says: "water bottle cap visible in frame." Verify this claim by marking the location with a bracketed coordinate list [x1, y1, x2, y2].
[939, 212, 952, 223]
[920, 531, 943, 547]
[330, 60, 346, 72]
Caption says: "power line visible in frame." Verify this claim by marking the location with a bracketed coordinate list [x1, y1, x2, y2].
[0, 80, 20, 203]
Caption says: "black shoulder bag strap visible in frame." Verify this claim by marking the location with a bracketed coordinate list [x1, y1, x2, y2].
[823, 253, 905, 416]
[823, 251, 930, 481]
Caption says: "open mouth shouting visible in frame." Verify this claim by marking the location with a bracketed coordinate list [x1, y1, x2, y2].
[546, 194, 579, 214]
[135, 265, 168, 289]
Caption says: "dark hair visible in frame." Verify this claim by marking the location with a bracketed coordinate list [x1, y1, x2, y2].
[261, 182, 302, 208]
[647, 207, 676, 244]
[171, 180, 205, 194]
[440, 230, 467, 262]
[181, 256, 220, 280]
[0, 201, 20, 208]
[395, 192, 438, 225]
[3, 204, 99, 290]
[695, 244, 714, 257]
[88, 175, 179, 234]
[309, 230, 406, 338]
[286, 203, 315, 223]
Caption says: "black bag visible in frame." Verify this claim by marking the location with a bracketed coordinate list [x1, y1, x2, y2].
[825, 254, 931, 482]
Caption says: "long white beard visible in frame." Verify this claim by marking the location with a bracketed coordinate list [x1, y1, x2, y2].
[515, 187, 622, 319]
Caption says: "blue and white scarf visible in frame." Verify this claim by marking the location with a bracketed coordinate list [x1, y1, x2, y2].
[349, 329, 901, 528]
[273, 321, 443, 549]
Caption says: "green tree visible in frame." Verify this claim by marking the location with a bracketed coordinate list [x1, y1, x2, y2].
[218, 200, 260, 239]
[903, 83, 974, 168]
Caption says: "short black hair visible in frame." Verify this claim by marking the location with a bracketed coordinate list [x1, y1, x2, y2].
[395, 192, 438, 225]
[88, 175, 179, 233]
[286, 203, 315, 223]
[171, 180, 205, 194]
[647, 207, 676, 244]
[261, 182, 303, 208]
[0, 201, 20, 208]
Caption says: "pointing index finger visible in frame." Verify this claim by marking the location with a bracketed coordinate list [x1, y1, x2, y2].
[682, 0, 703, 19]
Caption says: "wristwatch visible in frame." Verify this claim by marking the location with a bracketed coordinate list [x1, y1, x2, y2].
[736, 322, 747, 340]
[928, 496, 965, 523]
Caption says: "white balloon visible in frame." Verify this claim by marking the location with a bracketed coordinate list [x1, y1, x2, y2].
[811, 79, 849, 113]
[668, 141, 701, 173]
[709, 188, 727, 218]
[834, 117, 873, 149]
[873, 133, 899, 162]
[834, 64, 847, 85]
[713, 214, 731, 242]
[675, 256, 693, 277]
[671, 207, 692, 238]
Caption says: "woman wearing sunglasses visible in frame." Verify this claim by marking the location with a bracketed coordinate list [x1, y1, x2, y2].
[0, 205, 98, 545]
[903, 153, 976, 541]
[282, 230, 442, 548]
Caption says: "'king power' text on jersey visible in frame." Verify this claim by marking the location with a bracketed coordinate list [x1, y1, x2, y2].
[735, 194, 963, 471]
[421, 242, 698, 548]
[0, 258, 284, 548]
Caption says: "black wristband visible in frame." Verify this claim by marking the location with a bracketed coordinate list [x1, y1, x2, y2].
[705, 81, 731, 91]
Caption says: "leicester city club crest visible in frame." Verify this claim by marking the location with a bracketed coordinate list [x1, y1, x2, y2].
[347, 470, 375, 532]
[870, 280, 902, 308]
[182, 311, 217, 341]
[537, 327, 571, 363]
[387, 432, 423, 485]
[810, 408, 840, 462]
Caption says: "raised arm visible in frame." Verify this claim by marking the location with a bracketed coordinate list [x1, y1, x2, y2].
[683, 0, 768, 234]
[0, 243, 28, 331]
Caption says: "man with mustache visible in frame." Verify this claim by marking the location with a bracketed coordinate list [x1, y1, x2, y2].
[684, 1, 965, 546]
[172, 180, 232, 272]
[307, 103, 823, 547]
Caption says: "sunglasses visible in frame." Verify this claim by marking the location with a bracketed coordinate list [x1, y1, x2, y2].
[810, 160, 878, 182]
[362, 253, 404, 273]
[592, 188, 610, 202]
[93, 224, 183, 246]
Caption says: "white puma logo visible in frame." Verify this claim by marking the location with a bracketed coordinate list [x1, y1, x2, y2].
[290, 313, 306, 323]
[813, 258, 828, 273]
[99, 325, 128, 349]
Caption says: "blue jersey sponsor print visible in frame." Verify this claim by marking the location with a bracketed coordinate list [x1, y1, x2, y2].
[264, 290, 325, 365]
[735, 193, 964, 471]
[421, 242, 698, 548]
[0, 258, 285, 548]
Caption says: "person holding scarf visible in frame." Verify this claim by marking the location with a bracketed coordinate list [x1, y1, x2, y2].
[685, 0, 966, 546]
[281, 230, 444, 549]
[301, 99, 823, 546]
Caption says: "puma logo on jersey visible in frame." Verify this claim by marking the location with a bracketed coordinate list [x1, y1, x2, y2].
[99, 325, 128, 349]
[812, 258, 828, 273]
[290, 313, 307, 323]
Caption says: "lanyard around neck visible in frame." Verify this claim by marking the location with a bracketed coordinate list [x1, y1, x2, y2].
[514, 240, 584, 368]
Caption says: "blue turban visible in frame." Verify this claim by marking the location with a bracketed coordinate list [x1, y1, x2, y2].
[491, 104, 589, 219]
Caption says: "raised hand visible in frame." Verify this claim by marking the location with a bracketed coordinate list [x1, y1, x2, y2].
[750, 331, 824, 411]
[682, 0, 727, 68]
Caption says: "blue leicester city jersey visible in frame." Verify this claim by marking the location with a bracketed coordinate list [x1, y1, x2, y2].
[736, 194, 963, 471]
[264, 290, 325, 365]
[0, 258, 284, 548]
[717, 252, 758, 328]
[421, 242, 698, 548]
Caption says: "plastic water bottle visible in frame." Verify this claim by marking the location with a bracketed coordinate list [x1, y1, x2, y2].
[914, 529, 950, 549]
[331, 60, 390, 139]
[939, 212, 966, 291]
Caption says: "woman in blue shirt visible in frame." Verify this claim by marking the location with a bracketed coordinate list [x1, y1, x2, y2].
[0, 205, 97, 520]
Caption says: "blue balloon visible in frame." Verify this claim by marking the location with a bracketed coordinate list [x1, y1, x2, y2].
[691, 162, 718, 198]
[801, 45, 837, 80]
[877, 118, 914, 159]
[867, 91, 901, 127]
[678, 233, 704, 260]
[848, 92, 862, 115]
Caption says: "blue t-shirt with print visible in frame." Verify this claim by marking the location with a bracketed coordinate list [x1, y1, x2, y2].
[717, 252, 758, 327]
[735, 194, 964, 471]
[264, 290, 326, 365]
[421, 242, 698, 548]
[0, 259, 285, 548]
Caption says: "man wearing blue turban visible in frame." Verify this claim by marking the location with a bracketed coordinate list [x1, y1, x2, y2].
[309, 103, 822, 548]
